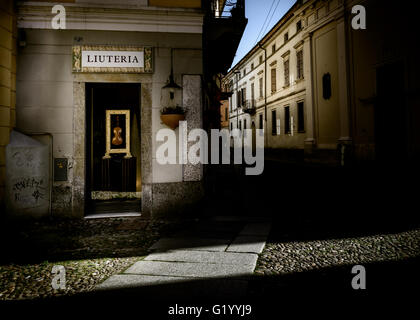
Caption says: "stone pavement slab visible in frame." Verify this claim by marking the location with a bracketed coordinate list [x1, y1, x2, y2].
[150, 237, 230, 252]
[96, 274, 192, 290]
[124, 260, 254, 278]
[96, 220, 272, 296]
[96, 274, 248, 297]
[226, 236, 268, 254]
[145, 250, 258, 266]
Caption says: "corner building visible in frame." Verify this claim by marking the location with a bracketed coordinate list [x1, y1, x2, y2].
[6, 0, 245, 219]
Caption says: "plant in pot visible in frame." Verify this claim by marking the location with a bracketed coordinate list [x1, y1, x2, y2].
[160, 105, 186, 130]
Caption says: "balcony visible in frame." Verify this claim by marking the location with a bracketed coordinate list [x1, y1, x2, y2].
[241, 99, 257, 115]
[203, 0, 248, 75]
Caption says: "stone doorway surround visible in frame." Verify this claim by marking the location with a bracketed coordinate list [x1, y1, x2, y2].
[72, 74, 153, 218]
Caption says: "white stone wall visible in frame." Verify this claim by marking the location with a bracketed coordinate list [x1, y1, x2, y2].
[16, 28, 203, 216]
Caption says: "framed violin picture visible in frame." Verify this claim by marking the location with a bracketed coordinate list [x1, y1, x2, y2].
[103, 109, 132, 159]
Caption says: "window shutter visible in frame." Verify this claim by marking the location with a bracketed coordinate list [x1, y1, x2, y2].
[284, 60, 290, 86]
[271, 68, 276, 93]
[297, 51, 303, 79]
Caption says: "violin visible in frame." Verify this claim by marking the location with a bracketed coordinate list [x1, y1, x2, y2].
[112, 116, 123, 146]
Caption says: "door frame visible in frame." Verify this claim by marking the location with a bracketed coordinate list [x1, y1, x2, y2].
[71, 74, 153, 218]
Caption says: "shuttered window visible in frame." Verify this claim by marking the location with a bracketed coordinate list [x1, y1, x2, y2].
[241, 88, 246, 106]
[284, 60, 290, 87]
[297, 50, 304, 80]
[236, 90, 241, 108]
[271, 68, 277, 93]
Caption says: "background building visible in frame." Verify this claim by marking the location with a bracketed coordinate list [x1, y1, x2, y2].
[224, 0, 419, 166]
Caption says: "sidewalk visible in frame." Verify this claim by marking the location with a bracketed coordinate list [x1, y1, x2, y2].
[95, 217, 271, 298]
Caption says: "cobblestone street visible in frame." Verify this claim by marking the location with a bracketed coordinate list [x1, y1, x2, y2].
[0, 218, 189, 300]
[1, 162, 419, 306]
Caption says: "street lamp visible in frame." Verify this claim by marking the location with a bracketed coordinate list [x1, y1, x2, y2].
[162, 48, 182, 102]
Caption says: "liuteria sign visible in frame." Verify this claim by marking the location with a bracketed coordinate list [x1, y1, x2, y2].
[72, 45, 153, 73]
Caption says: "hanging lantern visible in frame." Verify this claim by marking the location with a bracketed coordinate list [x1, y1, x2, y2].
[162, 49, 182, 100]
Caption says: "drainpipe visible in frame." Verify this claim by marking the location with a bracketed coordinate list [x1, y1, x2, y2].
[234, 71, 241, 128]
[258, 42, 267, 147]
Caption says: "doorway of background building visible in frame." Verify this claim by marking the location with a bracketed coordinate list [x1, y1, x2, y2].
[85, 83, 141, 215]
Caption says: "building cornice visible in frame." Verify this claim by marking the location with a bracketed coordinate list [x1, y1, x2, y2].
[293, 40, 304, 49]
[17, 3, 204, 34]
[281, 50, 290, 58]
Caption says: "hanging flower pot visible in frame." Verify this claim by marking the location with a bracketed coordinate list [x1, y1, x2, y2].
[160, 106, 186, 130]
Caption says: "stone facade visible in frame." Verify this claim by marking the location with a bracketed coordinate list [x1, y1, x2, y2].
[225, 0, 349, 163]
[224, 0, 419, 165]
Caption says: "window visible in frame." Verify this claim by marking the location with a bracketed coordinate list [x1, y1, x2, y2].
[272, 44, 276, 55]
[271, 109, 277, 136]
[236, 90, 241, 108]
[296, 20, 302, 32]
[230, 122, 233, 131]
[271, 68, 277, 93]
[284, 32, 289, 43]
[259, 55, 263, 64]
[225, 107, 228, 122]
[251, 82, 255, 104]
[297, 102, 304, 132]
[241, 87, 246, 106]
[284, 60, 290, 87]
[243, 69, 246, 77]
[322, 73, 332, 100]
[239, 120, 242, 131]
[259, 113, 263, 129]
[297, 50, 304, 80]
[251, 63, 254, 70]
[244, 119, 247, 130]
[259, 77, 263, 98]
[284, 106, 290, 134]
